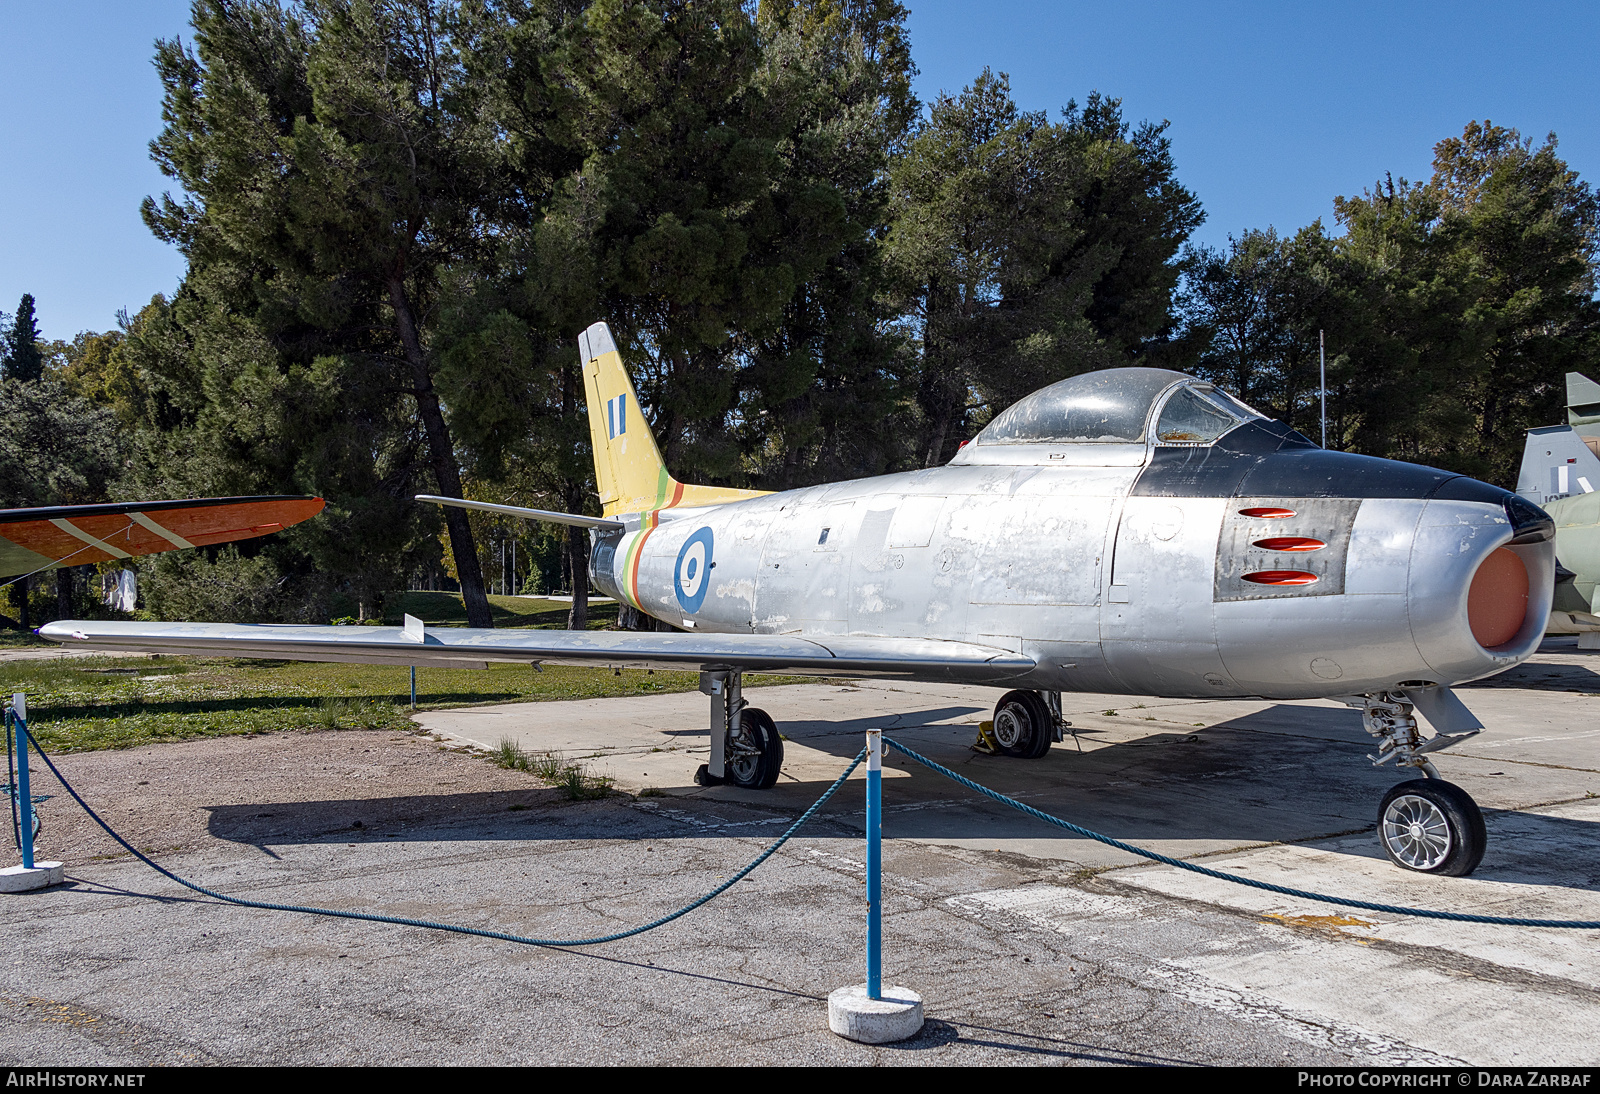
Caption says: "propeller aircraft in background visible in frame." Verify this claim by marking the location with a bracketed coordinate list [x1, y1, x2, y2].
[44, 325, 1556, 878]
[0, 496, 326, 583]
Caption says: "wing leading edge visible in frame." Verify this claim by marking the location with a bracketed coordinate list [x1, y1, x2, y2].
[37, 619, 1036, 684]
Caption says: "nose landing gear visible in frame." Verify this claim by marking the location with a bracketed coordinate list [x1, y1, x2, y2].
[1350, 691, 1488, 876]
[1378, 780, 1486, 876]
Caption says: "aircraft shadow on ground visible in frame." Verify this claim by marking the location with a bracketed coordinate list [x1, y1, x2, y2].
[655, 704, 987, 737]
[39, 693, 532, 719]
[1461, 660, 1600, 691]
[202, 702, 1600, 892]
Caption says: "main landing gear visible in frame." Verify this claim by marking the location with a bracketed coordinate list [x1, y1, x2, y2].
[694, 669, 784, 790]
[1351, 691, 1487, 876]
[974, 690, 1068, 758]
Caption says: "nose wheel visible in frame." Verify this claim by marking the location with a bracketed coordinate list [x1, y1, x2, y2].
[1377, 779, 1486, 876]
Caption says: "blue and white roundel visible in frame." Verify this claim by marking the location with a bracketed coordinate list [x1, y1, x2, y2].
[675, 527, 714, 614]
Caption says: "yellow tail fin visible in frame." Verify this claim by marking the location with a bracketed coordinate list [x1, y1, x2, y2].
[578, 322, 768, 519]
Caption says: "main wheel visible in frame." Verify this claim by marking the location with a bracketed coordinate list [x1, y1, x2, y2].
[1377, 779, 1486, 876]
[726, 707, 784, 789]
[991, 691, 1052, 759]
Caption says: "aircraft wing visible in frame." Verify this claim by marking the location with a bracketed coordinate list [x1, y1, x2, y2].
[0, 496, 324, 579]
[37, 618, 1036, 683]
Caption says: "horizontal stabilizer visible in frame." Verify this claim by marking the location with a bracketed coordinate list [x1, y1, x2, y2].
[416, 495, 624, 531]
[1516, 426, 1600, 507]
[1568, 372, 1600, 426]
[39, 620, 1036, 684]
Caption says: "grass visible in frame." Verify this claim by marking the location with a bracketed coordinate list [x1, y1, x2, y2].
[2, 589, 817, 754]
[492, 737, 614, 800]
[0, 655, 816, 755]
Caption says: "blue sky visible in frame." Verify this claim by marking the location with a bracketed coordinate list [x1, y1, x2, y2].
[2, 1, 1596, 339]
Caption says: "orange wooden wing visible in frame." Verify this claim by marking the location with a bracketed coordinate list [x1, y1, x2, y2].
[0, 496, 325, 578]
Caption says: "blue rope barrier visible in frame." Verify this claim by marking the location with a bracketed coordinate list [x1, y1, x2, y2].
[30, 736, 866, 948]
[883, 736, 1600, 929]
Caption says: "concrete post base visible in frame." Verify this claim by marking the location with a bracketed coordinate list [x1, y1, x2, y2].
[828, 983, 924, 1044]
[1579, 632, 1600, 650]
[0, 862, 63, 893]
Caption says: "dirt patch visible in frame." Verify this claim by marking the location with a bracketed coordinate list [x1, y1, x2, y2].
[20, 727, 569, 864]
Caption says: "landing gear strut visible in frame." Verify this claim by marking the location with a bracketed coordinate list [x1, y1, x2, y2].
[1348, 691, 1487, 876]
[694, 669, 783, 790]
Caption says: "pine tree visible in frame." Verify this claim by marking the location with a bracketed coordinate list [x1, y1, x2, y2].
[140, 0, 500, 626]
[2, 295, 44, 384]
[888, 74, 1204, 465]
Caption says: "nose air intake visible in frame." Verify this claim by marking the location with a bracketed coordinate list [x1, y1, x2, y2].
[1467, 547, 1531, 649]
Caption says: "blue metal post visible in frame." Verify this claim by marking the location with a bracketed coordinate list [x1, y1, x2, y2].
[14, 694, 31, 870]
[410, 666, 417, 711]
[866, 728, 882, 1000]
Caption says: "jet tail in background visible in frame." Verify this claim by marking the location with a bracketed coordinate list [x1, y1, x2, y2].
[1517, 425, 1600, 507]
[577, 322, 768, 519]
[1567, 371, 1600, 441]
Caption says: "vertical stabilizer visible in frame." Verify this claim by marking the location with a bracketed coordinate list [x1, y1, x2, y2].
[577, 322, 768, 518]
[1517, 425, 1600, 507]
[579, 322, 672, 517]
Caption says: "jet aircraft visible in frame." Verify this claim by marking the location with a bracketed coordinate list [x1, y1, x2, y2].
[42, 324, 1556, 877]
[1516, 372, 1600, 648]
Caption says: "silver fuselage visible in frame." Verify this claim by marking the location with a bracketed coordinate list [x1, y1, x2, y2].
[594, 423, 1553, 701]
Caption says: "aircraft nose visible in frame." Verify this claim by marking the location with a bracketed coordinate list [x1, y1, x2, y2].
[1405, 476, 1555, 681]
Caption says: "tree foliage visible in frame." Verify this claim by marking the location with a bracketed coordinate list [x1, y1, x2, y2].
[2, 294, 45, 384]
[888, 71, 1203, 465]
[49, 6, 1600, 628]
[1177, 121, 1600, 486]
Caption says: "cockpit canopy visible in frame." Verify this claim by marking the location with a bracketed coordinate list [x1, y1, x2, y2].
[973, 367, 1264, 447]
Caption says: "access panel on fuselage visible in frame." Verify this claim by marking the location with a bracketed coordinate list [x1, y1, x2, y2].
[1100, 495, 1236, 696]
[753, 494, 855, 633]
[848, 494, 970, 638]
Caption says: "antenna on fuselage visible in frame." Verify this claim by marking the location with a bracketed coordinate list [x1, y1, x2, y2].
[1320, 329, 1327, 448]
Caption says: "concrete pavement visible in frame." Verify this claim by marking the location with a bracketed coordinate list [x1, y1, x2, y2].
[0, 639, 1596, 1064]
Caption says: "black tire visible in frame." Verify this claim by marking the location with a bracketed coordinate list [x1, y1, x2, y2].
[1377, 779, 1486, 877]
[726, 707, 784, 789]
[992, 690, 1052, 759]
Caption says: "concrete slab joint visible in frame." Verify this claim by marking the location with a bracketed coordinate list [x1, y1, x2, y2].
[828, 983, 924, 1044]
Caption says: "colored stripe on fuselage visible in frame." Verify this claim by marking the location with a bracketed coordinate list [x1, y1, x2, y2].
[618, 480, 686, 612]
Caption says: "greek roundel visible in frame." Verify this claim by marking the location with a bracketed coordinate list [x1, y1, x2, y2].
[674, 527, 714, 614]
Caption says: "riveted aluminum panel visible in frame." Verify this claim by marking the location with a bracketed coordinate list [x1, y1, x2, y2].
[850, 491, 971, 640]
[968, 494, 1112, 606]
[754, 496, 857, 633]
[1343, 499, 1424, 595]
[1100, 496, 1236, 697]
[1213, 497, 1360, 601]
[887, 496, 945, 548]
[1215, 591, 1419, 698]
